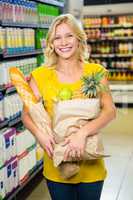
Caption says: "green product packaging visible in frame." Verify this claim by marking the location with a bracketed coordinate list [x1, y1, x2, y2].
[37, 54, 45, 66]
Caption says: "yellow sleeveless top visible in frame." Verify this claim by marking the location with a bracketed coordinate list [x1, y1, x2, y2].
[31, 62, 107, 183]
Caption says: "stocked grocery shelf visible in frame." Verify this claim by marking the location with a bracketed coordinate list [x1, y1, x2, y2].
[1, 49, 43, 59]
[88, 37, 133, 42]
[84, 24, 133, 29]
[85, 15, 133, 79]
[0, 115, 21, 129]
[115, 102, 133, 107]
[0, 119, 9, 129]
[33, 0, 64, 7]
[0, 21, 50, 29]
[8, 116, 22, 127]
[91, 53, 133, 58]
[4, 160, 43, 200]
[109, 68, 133, 73]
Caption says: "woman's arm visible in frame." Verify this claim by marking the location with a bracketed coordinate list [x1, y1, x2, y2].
[63, 76, 116, 160]
[21, 76, 55, 158]
[81, 76, 116, 138]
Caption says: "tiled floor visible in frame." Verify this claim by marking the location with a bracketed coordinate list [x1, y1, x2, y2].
[26, 108, 133, 200]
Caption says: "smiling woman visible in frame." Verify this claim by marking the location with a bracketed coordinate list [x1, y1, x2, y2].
[53, 23, 79, 60]
[45, 14, 88, 67]
[21, 13, 116, 200]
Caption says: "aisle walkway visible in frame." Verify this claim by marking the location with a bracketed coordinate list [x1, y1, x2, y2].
[26, 108, 133, 200]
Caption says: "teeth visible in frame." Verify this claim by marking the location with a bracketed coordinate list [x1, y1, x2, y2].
[59, 47, 71, 52]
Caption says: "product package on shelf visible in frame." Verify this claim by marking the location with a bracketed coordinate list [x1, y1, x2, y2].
[16, 127, 36, 156]
[1, 0, 38, 25]
[27, 145, 37, 174]
[15, 124, 37, 184]
[0, 165, 6, 199]
[4, 28, 35, 55]
[0, 27, 5, 53]
[4, 157, 18, 195]
[0, 133, 4, 167]
[17, 151, 29, 185]
[0, 0, 60, 27]
[35, 29, 48, 49]
[0, 127, 18, 197]
[0, 128, 16, 164]
[37, 3, 59, 25]
[17, 146, 37, 185]
[0, 92, 4, 123]
[3, 94, 23, 122]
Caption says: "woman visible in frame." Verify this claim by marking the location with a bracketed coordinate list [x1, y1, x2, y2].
[22, 14, 116, 200]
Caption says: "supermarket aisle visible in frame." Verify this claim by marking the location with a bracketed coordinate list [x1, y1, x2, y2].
[25, 108, 133, 200]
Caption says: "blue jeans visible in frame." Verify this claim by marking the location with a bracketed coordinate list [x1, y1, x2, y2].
[46, 179, 104, 200]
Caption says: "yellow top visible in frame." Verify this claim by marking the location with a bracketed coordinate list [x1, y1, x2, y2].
[31, 62, 108, 183]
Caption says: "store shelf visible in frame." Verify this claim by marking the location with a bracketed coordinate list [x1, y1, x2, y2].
[0, 86, 6, 93]
[116, 54, 133, 57]
[115, 102, 133, 108]
[88, 37, 133, 42]
[102, 24, 133, 28]
[84, 24, 133, 29]
[4, 160, 43, 200]
[33, 0, 64, 7]
[2, 49, 43, 59]
[109, 68, 133, 72]
[0, 21, 50, 29]
[91, 53, 133, 58]
[8, 116, 22, 127]
[0, 119, 8, 129]
[0, 115, 21, 129]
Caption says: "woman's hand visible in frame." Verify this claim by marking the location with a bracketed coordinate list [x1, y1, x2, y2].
[37, 129, 56, 159]
[62, 127, 88, 161]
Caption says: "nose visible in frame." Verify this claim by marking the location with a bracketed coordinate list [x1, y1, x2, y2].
[61, 37, 67, 46]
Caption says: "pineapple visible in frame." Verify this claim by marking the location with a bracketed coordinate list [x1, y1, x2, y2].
[81, 69, 108, 98]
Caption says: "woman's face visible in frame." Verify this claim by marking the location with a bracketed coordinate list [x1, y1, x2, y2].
[53, 23, 79, 60]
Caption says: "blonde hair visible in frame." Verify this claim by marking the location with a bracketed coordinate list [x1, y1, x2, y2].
[44, 13, 88, 66]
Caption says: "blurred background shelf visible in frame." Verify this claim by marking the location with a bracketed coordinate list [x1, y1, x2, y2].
[4, 161, 43, 200]
[2, 49, 43, 59]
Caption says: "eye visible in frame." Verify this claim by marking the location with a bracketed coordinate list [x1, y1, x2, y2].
[54, 36, 61, 40]
[67, 34, 73, 38]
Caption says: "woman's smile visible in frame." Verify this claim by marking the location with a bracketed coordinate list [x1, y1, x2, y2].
[59, 47, 72, 53]
[53, 23, 79, 59]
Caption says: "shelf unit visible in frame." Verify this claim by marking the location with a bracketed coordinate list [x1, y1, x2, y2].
[91, 53, 133, 58]
[0, 1, 64, 199]
[0, 49, 43, 60]
[0, 21, 49, 29]
[4, 160, 43, 200]
[83, 14, 133, 105]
